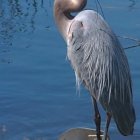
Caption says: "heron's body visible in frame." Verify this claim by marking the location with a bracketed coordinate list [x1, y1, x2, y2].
[67, 10, 135, 135]
[54, 0, 135, 139]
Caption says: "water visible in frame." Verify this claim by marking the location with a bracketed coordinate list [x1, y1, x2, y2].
[0, 0, 140, 140]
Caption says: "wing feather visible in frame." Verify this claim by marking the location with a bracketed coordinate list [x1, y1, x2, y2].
[67, 11, 132, 102]
[67, 10, 135, 135]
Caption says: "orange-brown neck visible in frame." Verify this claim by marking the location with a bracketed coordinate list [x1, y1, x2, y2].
[54, 0, 87, 41]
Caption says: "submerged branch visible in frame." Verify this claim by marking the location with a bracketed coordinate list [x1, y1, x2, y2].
[124, 44, 140, 50]
[117, 35, 140, 50]
[118, 35, 140, 42]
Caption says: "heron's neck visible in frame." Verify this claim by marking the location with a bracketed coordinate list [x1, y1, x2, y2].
[54, 3, 73, 41]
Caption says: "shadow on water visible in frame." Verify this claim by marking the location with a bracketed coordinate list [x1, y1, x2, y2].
[0, 0, 52, 64]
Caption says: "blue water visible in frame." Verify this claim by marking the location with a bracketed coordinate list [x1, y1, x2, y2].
[0, 0, 140, 140]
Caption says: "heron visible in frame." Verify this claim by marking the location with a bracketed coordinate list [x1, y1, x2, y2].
[53, 0, 136, 140]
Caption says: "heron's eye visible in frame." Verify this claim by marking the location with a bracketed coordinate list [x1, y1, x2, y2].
[80, 22, 83, 27]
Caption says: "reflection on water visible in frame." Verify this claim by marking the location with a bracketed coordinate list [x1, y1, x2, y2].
[0, 0, 140, 140]
[129, 0, 136, 9]
[0, 0, 52, 32]
[0, 0, 52, 63]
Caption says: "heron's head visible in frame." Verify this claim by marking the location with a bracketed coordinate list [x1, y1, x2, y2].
[54, 0, 87, 13]
[54, 0, 87, 41]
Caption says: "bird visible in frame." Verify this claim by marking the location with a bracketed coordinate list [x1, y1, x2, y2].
[53, 0, 136, 140]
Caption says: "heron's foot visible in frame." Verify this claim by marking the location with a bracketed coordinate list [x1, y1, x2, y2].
[103, 112, 112, 140]
[95, 114, 101, 140]
[96, 134, 101, 140]
[96, 130, 101, 140]
[92, 97, 101, 140]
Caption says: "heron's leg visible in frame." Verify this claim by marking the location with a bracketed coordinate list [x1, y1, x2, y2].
[92, 97, 101, 140]
[103, 112, 112, 140]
